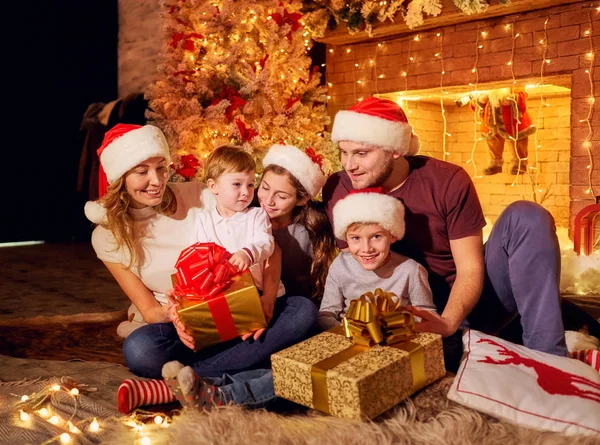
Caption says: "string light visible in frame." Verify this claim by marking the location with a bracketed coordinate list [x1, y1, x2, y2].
[89, 418, 100, 432]
[59, 433, 71, 444]
[507, 21, 526, 188]
[467, 23, 482, 179]
[582, 4, 596, 196]
[438, 31, 450, 160]
[532, 17, 551, 198]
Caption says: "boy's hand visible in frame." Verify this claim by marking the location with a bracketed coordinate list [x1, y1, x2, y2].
[405, 305, 459, 338]
[229, 250, 252, 272]
[166, 289, 197, 351]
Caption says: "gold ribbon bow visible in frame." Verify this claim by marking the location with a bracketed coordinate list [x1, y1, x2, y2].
[342, 289, 416, 346]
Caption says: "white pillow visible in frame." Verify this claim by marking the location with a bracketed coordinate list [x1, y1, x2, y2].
[447, 330, 600, 437]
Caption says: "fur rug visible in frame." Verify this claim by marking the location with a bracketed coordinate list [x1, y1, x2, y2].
[102, 377, 598, 445]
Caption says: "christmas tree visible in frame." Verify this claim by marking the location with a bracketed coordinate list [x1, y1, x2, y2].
[147, 0, 338, 182]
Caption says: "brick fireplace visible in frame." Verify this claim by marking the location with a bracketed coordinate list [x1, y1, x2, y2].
[324, 1, 599, 233]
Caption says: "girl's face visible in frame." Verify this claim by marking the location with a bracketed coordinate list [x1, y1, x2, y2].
[124, 157, 169, 209]
[257, 170, 307, 222]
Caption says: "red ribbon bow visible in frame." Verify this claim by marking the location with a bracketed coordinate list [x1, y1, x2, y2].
[174, 243, 238, 299]
[305, 147, 324, 173]
[349, 187, 384, 195]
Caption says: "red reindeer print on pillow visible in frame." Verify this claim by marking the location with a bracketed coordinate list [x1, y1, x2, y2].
[477, 338, 600, 403]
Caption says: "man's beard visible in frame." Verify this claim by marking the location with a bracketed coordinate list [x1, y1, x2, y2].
[354, 151, 394, 189]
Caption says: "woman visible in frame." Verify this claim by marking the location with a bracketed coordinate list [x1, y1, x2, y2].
[85, 125, 318, 411]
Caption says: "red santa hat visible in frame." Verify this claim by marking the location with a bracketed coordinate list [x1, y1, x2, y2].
[84, 124, 171, 224]
[332, 188, 405, 240]
[331, 97, 420, 156]
[262, 144, 326, 198]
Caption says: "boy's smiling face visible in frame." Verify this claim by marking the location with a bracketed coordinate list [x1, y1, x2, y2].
[346, 223, 397, 271]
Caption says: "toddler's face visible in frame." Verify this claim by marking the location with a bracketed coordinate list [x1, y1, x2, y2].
[209, 170, 255, 214]
[346, 223, 396, 271]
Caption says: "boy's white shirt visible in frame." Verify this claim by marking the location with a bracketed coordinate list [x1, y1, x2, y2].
[191, 206, 285, 297]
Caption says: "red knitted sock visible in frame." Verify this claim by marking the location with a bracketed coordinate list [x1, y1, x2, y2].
[117, 379, 176, 413]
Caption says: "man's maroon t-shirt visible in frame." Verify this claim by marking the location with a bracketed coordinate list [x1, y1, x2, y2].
[322, 156, 486, 311]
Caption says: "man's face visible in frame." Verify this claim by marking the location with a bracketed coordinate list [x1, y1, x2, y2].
[339, 141, 394, 189]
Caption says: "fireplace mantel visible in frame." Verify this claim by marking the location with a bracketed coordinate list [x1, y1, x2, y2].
[317, 0, 582, 45]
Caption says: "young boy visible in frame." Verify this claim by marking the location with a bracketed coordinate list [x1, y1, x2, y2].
[318, 189, 437, 331]
[163, 146, 285, 411]
[192, 145, 285, 298]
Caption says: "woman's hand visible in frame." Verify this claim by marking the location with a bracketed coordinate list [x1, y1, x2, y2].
[166, 289, 197, 351]
[229, 250, 252, 272]
[240, 293, 275, 341]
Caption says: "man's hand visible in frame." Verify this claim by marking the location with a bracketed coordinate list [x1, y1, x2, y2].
[166, 290, 197, 351]
[405, 306, 460, 338]
[229, 250, 252, 272]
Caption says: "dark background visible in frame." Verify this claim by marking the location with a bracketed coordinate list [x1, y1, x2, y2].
[4, 1, 118, 243]
[1, 1, 326, 244]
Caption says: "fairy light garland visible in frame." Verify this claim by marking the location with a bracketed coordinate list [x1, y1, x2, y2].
[582, 4, 597, 197]
[13, 381, 173, 445]
[437, 31, 450, 161]
[503, 22, 526, 188]
[532, 17, 551, 198]
[467, 23, 483, 179]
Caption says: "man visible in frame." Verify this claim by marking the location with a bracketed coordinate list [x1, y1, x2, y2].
[322, 96, 567, 371]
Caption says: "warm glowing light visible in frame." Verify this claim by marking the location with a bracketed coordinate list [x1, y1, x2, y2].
[89, 418, 100, 432]
[584, 29, 591, 35]
[19, 410, 29, 422]
[354, 63, 359, 67]
[378, 74, 384, 78]
[329, 48, 334, 53]
[327, 82, 332, 87]
[141, 437, 152, 445]
[68, 422, 81, 434]
[154, 416, 164, 425]
[377, 43, 382, 47]
[60, 433, 71, 444]
[414, 35, 420, 41]
[481, 31, 487, 37]
[39, 408, 49, 417]
[70, 388, 79, 396]
[369, 59, 374, 65]
[545, 59, 551, 64]
[51, 385, 61, 391]
[507, 61, 512, 65]
[471, 68, 476, 73]
[435, 52, 440, 57]
[21, 395, 29, 402]
[401, 71, 407, 77]
[436, 33, 441, 37]
[346, 48, 351, 53]
[356, 80, 362, 84]
[478, 45, 483, 49]
[50, 415, 60, 425]
[409, 57, 414, 61]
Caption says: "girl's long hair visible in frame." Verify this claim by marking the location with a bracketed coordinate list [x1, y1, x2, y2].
[262, 164, 337, 302]
[99, 174, 176, 269]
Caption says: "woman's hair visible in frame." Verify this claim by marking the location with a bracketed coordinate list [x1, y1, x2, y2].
[99, 172, 176, 269]
[262, 164, 337, 302]
[204, 145, 256, 182]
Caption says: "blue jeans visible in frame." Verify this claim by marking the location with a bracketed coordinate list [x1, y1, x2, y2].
[208, 369, 274, 408]
[470, 201, 568, 356]
[123, 295, 317, 381]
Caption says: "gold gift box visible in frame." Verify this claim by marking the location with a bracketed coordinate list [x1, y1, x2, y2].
[174, 271, 267, 349]
[272, 330, 445, 420]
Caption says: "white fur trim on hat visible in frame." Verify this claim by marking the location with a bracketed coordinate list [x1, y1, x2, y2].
[333, 192, 405, 240]
[332, 110, 420, 156]
[262, 144, 326, 198]
[84, 200, 107, 225]
[101, 125, 171, 183]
